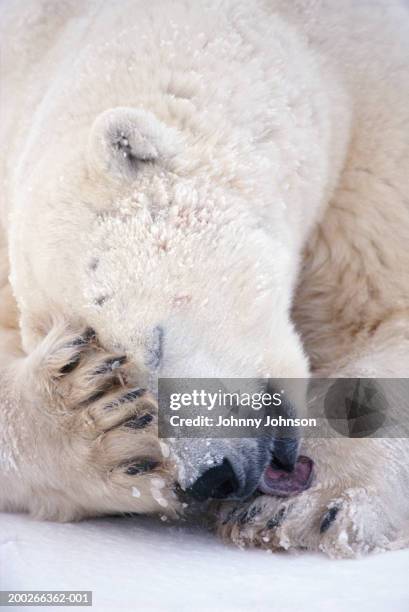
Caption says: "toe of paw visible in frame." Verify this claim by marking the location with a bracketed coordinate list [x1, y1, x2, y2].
[320, 506, 340, 534]
[266, 506, 287, 530]
[38, 324, 97, 381]
[84, 389, 156, 433]
[95, 428, 161, 467]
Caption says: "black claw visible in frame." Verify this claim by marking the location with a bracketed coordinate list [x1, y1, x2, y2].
[104, 388, 147, 411]
[320, 506, 340, 534]
[267, 507, 286, 530]
[60, 353, 81, 375]
[94, 355, 127, 375]
[71, 327, 96, 346]
[124, 413, 153, 429]
[124, 459, 159, 475]
[86, 389, 109, 404]
[221, 507, 241, 525]
[60, 328, 97, 375]
[238, 505, 260, 525]
[119, 388, 147, 403]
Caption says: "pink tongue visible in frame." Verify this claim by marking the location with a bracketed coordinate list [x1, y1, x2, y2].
[258, 455, 314, 497]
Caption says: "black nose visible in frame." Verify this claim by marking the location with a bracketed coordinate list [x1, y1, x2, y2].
[186, 459, 239, 501]
[272, 437, 299, 472]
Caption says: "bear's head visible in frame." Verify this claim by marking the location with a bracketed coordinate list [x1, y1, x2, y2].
[12, 105, 310, 512]
[84, 107, 308, 377]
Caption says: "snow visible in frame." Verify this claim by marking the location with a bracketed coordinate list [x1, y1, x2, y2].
[1, 513, 409, 612]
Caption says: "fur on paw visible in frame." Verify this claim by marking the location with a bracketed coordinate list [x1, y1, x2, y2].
[217, 486, 398, 559]
[21, 320, 177, 520]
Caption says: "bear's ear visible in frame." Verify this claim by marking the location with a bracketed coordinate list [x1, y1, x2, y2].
[88, 107, 180, 180]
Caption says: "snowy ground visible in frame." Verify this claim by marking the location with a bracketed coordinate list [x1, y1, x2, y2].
[1, 512, 409, 612]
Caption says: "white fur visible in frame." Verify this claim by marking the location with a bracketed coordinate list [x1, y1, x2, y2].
[0, 0, 409, 556]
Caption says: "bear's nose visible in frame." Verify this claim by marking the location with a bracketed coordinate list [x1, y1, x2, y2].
[186, 458, 239, 501]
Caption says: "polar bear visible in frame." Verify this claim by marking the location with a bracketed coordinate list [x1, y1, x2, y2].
[1, 0, 409, 558]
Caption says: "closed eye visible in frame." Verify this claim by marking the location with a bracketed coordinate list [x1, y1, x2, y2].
[145, 325, 164, 371]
